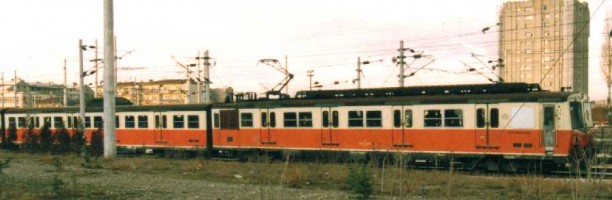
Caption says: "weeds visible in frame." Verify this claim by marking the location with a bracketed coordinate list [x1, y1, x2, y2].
[346, 164, 373, 200]
[0, 157, 11, 174]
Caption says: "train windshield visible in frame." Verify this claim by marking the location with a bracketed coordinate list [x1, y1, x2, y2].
[569, 102, 586, 131]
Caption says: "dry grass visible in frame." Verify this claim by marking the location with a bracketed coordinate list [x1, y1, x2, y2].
[1, 150, 612, 199]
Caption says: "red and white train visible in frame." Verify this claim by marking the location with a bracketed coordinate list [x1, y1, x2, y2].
[0, 83, 593, 171]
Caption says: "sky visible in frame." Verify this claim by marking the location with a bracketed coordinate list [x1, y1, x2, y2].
[0, 0, 610, 100]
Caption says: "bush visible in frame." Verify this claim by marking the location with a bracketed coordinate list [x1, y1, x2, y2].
[22, 123, 39, 153]
[71, 127, 85, 154]
[39, 123, 52, 152]
[5, 125, 18, 150]
[90, 128, 104, 157]
[346, 164, 373, 200]
[55, 127, 71, 153]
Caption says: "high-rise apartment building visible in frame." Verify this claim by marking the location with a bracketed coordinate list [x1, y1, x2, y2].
[499, 0, 589, 94]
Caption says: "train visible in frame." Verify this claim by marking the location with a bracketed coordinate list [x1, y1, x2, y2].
[0, 83, 594, 172]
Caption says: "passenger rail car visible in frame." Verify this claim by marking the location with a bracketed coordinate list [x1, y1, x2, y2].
[0, 83, 593, 171]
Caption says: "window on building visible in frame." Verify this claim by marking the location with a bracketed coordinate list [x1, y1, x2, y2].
[173, 115, 184, 128]
[348, 111, 364, 127]
[366, 111, 382, 127]
[187, 115, 199, 129]
[298, 112, 313, 127]
[94, 116, 103, 128]
[444, 109, 463, 127]
[125, 115, 135, 128]
[283, 112, 297, 127]
[424, 110, 442, 127]
[138, 115, 148, 128]
[240, 113, 253, 127]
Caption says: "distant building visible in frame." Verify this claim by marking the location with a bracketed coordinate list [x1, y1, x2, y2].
[0, 79, 93, 108]
[499, 0, 589, 94]
[96, 79, 232, 105]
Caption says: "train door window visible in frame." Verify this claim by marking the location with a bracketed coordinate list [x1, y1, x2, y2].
[17, 117, 26, 128]
[45, 117, 52, 127]
[173, 115, 185, 129]
[116, 115, 120, 128]
[269, 112, 276, 128]
[8, 117, 16, 128]
[155, 115, 168, 129]
[569, 102, 585, 130]
[94, 116, 103, 128]
[261, 112, 268, 127]
[240, 113, 253, 127]
[220, 110, 239, 129]
[213, 113, 220, 128]
[283, 112, 297, 127]
[393, 110, 401, 128]
[405, 110, 413, 127]
[476, 108, 485, 128]
[187, 115, 199, 129]
[366, 111, 382, 127]
[84, 117, 91, 128]
[31, 117, 40, 128]
[54, 117, 64, 128]
[125, 116, 135, 128]
[444, 109, 463, 127]
[332, 111, 339, 128]
[490, 108, 499, 128]
[424, 110, 442, 127]
[348, 111, 364, 127]
[299, 112, 312, 127]
[138, 115, 149, 128]
[322, 111, 330, 128]
[67, 117, 73, 128]
[72, 117, 78, 128]
[544, 107, 555, 127]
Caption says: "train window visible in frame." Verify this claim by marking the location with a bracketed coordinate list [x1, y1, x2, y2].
[31, 117, 40, 128]
[270, 112, 276, 128]
[283, 112, 297, 127]
[299, 112, 312, 127]
[187, 115, 199, 129]
[220, 110, 239, 129]
[393, 110, 401, 128]
[173, 115, 185, 128]
[17, 117, 26, 128]
[67, 117, 73, 128]
[490, 108, 499, 128]
[570, 102, 585, 130]
[322, 111, 330, 128]
[213, 113, 220, 128]
[348, 111, 364, 127]
[8, 117, 16, 128]
[240, 113, 253, 127]
[332, 111, 339, 128]
[424, 110, 442, 127]
[54, 117, 64, 128]
[155, 115, 168, 129]
[476, 108, 485, 128]
[405, 110, 413, 127]
[138, 115, 148, 128]
[366, 111, 382, 127]
[116, 116, 120, 128]
[261, 112, 268, 127]
[73, 117, 78, 128]
[444, 109, 463, 127]
[125, 116, 135, 128]
[84, 117, 91, 128]
[94, 116, 103, 128]
[45, 117, 52, 127]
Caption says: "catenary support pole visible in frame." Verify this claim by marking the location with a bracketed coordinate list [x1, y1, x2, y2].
[204, 50, 211, 104]
[103, 0, 116, 158]
[79, 39, 86, 128]
[64, 59, 68, 107]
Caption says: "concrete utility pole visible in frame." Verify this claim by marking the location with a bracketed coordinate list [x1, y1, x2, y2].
[79, 39, 86, 126]
[103, 0, 117, 158]
[196, 51, 202, 104]
[307, 70, 314, 91]
[285, 54, 288, 95]
[94, 39, 99, 98]
[398, 40, 406, 88]
[14, 71, 17, 107]
[204, 50, 211, 104]
[63, 59, 68, 107]
[185, 64, 191, 104]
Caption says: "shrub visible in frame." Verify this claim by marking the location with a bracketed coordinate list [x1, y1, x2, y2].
[0, 158, 11, 174]
[90, 128, 104, 157]
[55, 127, 71, 153]
[6, 125, 18, 150]
[39, 123, 52, 152]
[346, 164, 373, 200]
[71, 127, 85, 154]
[22, 123, 39, 153]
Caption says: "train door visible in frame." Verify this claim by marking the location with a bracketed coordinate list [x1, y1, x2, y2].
[320, 107, 339, 146]
[154, 112, 168, 144]
[391, 106, 413, 147]
[259, 108, 276, 144]
[475, 104, 500, 148]
[542, 104, 556, 155]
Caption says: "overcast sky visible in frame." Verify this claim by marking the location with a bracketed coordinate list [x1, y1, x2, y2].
[0, 0, 609, 100]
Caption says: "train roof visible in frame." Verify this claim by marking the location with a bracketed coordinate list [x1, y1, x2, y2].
[2, 104, 211, 114]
